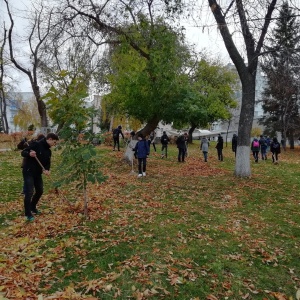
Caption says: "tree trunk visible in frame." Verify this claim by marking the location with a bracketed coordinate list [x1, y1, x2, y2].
[234, 75, 256, 177]
[188, 124, 197, 144]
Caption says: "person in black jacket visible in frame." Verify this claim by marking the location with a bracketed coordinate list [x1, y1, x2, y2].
[216, 134, 224, 161]
[176, 133, 188, 162]
[160, 131, 170, 158]
[231, 134, 238, 157]
[21, 133, 59, 221]
[270, 137, 281, 164]
[112, 125, 124, 151]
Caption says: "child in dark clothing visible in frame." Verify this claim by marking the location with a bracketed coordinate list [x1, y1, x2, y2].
[133, 134, 150, 177]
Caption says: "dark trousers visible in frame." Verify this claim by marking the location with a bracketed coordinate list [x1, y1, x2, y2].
[148, 140, 156, 152]
[113, 138, 120, 150]
[178, 148, 186, 162]
[217, 149, 223, 161]
[161, 144, 168, 157]
[138, 158, 147, 174]
[253, 151, 259, 162]
[272, 152, 279, 162]
[23, 171, 43, 217]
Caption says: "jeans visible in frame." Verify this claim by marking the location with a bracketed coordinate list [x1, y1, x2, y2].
[217, 149, 223, 161]
[178, 148, 186, 162]
[113, 138, 120, 150]
[161, 145, 168, 157]
[138, 158, 147, 174]
[23, 171, 43, 217]
[253, 151, 259, 162]
[272, 152, 279, 162]
[203, 151, 208, 162]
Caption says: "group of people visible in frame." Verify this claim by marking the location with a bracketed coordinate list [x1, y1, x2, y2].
[251, 135, 281, 164]
[18, 127, 284, 221]
[131, 130, 170, 177]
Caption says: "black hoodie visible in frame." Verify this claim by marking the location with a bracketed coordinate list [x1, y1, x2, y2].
[21, 138, 52, 174]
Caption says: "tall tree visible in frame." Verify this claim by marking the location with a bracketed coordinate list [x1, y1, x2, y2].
[0, 25, 9, 133]
[172, 58, 238, 142]
[4, 0, 56, 128]
[103, 17, 190, 137]
[260, 2, 300, 148]
[56, 0, 187, 136]
[207, 0, 277, 177]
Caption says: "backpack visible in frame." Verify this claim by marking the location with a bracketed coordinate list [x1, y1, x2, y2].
[113, 129, 118, 138]
[253, 140, 259, 147]
[161, 135, 169, 144]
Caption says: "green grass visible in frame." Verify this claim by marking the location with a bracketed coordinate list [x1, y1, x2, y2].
[1, 142, 300, 299]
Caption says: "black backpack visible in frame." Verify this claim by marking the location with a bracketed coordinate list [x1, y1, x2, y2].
[113, 129, 119, 138]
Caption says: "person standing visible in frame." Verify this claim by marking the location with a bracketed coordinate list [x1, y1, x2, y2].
[160, 131, 170, 158]
[176, 133, 188, 162]
[232, 134, 238, 157]
[251, 138, 260, 163]
[200, 137, 209, 162]
[21, 133, 59, 221]
[147, 130, 157, 152]
[215, 134, 224, 161]
[270, 137, 281, 164]
[112, 125, 124, 151]
[133, 133, 150, 177]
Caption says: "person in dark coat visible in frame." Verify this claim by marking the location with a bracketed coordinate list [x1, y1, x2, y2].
[251, 138, 260, 163]
[18, 134, 46, 195]
[133, 133, 150, 177]
[231, 134, 238, 157]
[176, 133, 188, 162]
[259, 135, 268, 160]
[270, 137, 281, 164]
[160, 131, 170, 158]
[21, 133, 59, 221]
[215, 134, 224, 161]
[112, 125, 124, 151]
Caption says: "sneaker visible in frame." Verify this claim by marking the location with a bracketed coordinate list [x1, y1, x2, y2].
[138, 174, 143, 178]
[142, 172, 146, 176]
[26, 216, 34, 222]
[32, 209, 41, 215]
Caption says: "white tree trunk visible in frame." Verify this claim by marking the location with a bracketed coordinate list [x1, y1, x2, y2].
[234, 146, 251, 177]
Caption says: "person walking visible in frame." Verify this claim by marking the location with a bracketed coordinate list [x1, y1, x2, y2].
[200, 137, 209, 162]
[133, 133, 150, 177]
[215, 134, 224, 161]
[21, 133, 59, 221]
[251, 138, 260, 163]
[147, 130, 157, 152]
[259, 135, 267, 160]
[270, 137, 281, 164]
[232, 134, 238, 157]
[176, 133, 188, 162]
[112, 125, 124, 151]
[160, 131, 170, 158]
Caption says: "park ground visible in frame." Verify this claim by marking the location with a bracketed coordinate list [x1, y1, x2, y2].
[0, 142, 300, 300]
